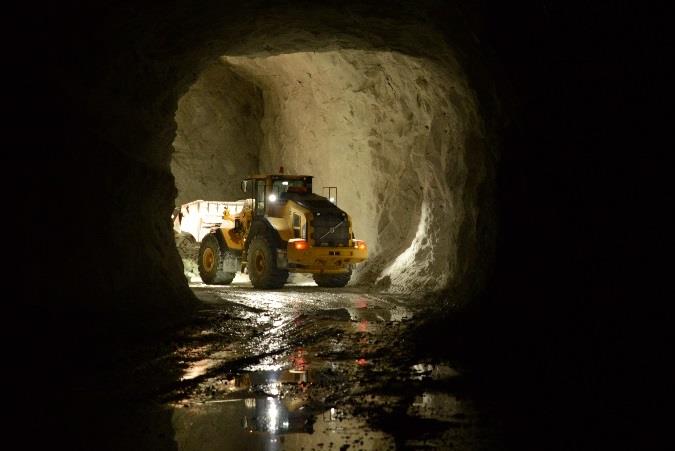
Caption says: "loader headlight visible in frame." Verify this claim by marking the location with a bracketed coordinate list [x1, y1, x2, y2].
[353, 240, 367, 250]
[268, 194, 277, 202]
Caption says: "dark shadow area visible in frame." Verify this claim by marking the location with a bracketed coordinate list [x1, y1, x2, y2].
[410, 2, 668, 450]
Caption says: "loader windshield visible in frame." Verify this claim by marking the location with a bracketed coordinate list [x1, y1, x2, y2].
[272, 179, 309, 197]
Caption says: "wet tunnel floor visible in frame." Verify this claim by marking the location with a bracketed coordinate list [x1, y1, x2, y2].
[72, 281, 506, 450]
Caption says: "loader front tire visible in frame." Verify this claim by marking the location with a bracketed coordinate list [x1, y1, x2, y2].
[198, 234, 235, 285]
[247, 234, 288, 289]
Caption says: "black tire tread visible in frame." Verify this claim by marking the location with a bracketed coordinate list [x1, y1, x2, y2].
[247, 233, 288, 289]
[198, 234, 235, 285]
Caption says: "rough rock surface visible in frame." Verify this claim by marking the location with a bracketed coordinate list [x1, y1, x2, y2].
[219, 51, 487, 294]
[174, 50, 491, 295]
[172, 62, 263, 205]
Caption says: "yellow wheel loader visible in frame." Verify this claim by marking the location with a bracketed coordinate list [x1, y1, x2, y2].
[175, 171, 368, 288]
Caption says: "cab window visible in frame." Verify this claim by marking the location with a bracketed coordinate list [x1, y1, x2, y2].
[292, 213, 301, 238]
[272, 179, 308, 197]
[255, 180, 266, 215]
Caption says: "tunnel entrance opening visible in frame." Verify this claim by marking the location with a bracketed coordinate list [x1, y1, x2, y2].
[172, 50, 488, 296]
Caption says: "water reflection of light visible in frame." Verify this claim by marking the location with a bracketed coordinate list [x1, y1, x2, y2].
[290, 348, 307, 372]
[244, 356, 285, 372]
[267, 397, 279, 432]
[245, 397, 292, 434]
[263, 382, 281, 396]
[319, 407, 346, 432]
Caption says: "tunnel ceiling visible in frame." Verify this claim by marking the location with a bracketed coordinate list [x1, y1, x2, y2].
[54, 0, 498, 334]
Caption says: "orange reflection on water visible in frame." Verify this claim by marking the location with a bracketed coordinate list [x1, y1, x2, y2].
[291, 347, 307, 372]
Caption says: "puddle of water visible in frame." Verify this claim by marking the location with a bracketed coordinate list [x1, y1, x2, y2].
[241, 396, 302, 433]
[168, 289, 432, 449]
[172, 351, 395, 450]
[181, 348, 311, 399]
[172, 399, 395, 451]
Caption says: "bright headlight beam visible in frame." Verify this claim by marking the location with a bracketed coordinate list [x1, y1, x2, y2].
[268, 194, 277, 202]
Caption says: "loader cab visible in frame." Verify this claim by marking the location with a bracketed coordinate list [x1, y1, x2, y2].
[241, 174, 313, 217]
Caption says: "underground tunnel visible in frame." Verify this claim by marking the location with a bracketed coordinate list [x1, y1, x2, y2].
[38, 1, 652, 449]
[171, 50, 491, 294]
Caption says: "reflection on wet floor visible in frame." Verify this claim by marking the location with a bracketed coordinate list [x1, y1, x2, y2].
[168, 287, 500, 450]
[172, 399, 396, 451]
[172, 353, 397, 450]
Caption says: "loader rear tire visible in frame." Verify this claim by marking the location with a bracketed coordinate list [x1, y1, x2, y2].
[247, 234, 288, 289]
[198, 234, 235, 285]
[313, 271, 352, 288]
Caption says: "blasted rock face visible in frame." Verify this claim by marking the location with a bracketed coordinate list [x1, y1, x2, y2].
[172, 62, 263, 206]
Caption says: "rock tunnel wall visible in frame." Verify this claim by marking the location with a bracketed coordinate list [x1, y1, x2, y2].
[172, 62, 263, 205]
[173, 48, 488, 294]
[220, 51, 487, 293]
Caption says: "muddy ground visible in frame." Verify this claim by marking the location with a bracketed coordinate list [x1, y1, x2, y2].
[55, 277, 511, 450]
